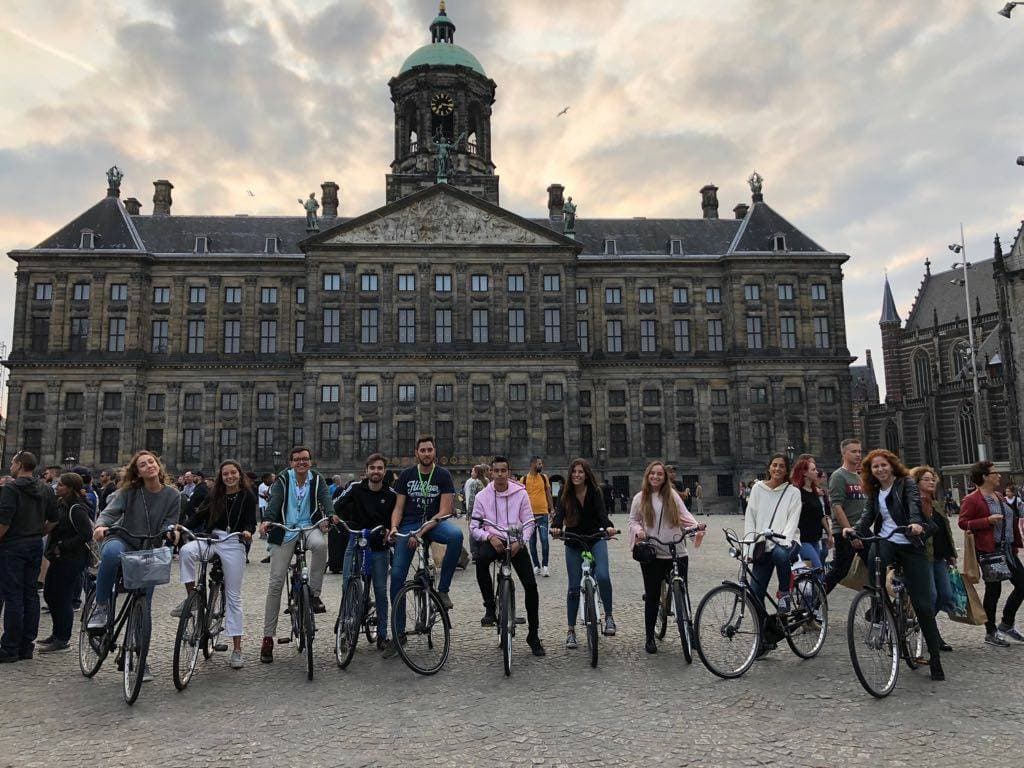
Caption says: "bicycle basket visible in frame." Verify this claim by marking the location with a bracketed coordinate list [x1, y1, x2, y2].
[120, 547, 173, 590]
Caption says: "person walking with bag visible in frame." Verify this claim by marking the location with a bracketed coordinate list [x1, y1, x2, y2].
[957, 461, 1024, 647]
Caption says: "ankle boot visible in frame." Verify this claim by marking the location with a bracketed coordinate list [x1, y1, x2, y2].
[929, 656, 945, 681]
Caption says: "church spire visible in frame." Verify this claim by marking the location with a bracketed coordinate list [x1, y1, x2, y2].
[431, 1, 456, 44]
[880, 275, 901, 326]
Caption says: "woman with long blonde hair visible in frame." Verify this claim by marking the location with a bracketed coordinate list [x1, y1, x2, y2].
[628, 461, 701, 653]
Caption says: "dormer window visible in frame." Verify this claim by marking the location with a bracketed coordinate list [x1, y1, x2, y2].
[669, 239, 683, 255]
[194, 236, 209, 253]
[265, 236, 279, 254]
[773, 233, 787, 252]
[603, 239, 618, 256]
[80, 230, 95, 249]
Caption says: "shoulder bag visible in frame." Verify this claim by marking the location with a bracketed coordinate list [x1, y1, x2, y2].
[632, 502, 661, 564]
[978, 497, 1013, 582]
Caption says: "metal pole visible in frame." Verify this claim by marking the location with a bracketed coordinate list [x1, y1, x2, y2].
[960, 224, 988, 461]
[0, 341, 8, 417]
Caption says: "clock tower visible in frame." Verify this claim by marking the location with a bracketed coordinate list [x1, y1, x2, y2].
[387, 2, 499, 205]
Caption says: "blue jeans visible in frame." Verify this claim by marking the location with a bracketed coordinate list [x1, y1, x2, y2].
[564, 538, 613, 626]
[797, 542, 826, 575]
[751, 543, 795, 606]
[43, 555, 86, 643]
[95, 538, 154, 606]
[342, 538, 389, 640]
[390, 519, 463, 636]
[931, 559, 955, 615]
[529, 515, 549, 568]
[0, 538, 44, 656]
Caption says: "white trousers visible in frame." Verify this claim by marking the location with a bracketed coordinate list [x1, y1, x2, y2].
[179, 531, 246, 638]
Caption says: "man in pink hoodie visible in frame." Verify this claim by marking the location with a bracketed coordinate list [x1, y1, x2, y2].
[469, 456, 546, 657]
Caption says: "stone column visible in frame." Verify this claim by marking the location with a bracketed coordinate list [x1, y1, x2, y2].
[566, 371, 581, 457]
[528, 371, 543, 449]
[303, 373, 318, 452]
[11, 272, 29, 352]
[3, 381, 23, 465]
[380, 372, 395, 458]
[627, 378, 642, 461]
[239, 381, 256, 469]
[165, 382, 183, 471]
[123, 380, 140, 455]
[202, 381, 218, 470]
[45, 381, 61, 465]
[418, 373, 433, 435]
[89, 272, 107, 352]
[456, 371, 470, 456]
[341, 373, 357, 462]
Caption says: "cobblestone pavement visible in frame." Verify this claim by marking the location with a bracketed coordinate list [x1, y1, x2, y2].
[2, 514, 1022, 767]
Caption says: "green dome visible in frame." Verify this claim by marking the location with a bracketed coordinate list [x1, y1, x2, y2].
[399, 43, 486, 76]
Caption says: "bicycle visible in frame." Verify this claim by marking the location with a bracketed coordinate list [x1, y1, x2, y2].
[649, 526, 703, 663]
[78, 526, 171, 705]
[694, 528, 828, 679]
[473, 516, 527, 676]
[332, 520, 386, 669]
[170, 526, 246, 690]
[267, 522, 323, 681]
[555, 529, 615, 668]
[843, 526, 925, 698]
[390, 514, 456, 676]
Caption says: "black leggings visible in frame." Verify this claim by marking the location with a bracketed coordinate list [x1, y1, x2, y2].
[982, 564, 1024, 634]
[640, 557, 688, 639]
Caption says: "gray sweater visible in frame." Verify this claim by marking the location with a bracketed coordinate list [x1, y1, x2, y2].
[97, 485, 180, 548]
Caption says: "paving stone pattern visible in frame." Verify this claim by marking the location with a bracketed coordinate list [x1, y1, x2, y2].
[1, 515, 1021, 767]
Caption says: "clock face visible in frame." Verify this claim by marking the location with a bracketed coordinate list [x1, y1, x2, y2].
[431, 93, 455, 116]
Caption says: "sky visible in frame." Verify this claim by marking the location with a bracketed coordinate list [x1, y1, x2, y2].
[1, 0, 1023, 405]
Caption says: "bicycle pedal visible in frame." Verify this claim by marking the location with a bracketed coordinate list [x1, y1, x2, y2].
[213, 643, 228, 652]
[276, 637, 292, 644]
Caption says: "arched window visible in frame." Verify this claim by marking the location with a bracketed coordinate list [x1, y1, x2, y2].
[950, 339, 971, 381]
[912, 350, 932, 397]
[958, 400, 978, 464]
[885, 421, 901, 455]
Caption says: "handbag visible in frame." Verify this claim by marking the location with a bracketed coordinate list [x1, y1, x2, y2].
[978, 503, 1014, 582]
[751, 484, 789, 563]
[948, 567, 969, 620]
[632, 499, 663, 564]
[120, 547, 172, 590]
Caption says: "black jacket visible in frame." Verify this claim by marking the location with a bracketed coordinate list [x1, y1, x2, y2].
[45, 499, 93, 561]
[185, 489, 258, 535]
[552, 486, 613, 544]
[333, 480, 396, 550]
[0, 477, 59, 544]
[855, 476, 934, 547]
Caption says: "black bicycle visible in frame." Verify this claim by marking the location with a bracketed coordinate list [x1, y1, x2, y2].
[170, 526, 245, 690]
[267, 522, 323, 681]
[844, 526, 925, 698]
[390, 514, 456, 676]
[473, 517, 527, 676]
[78, 526, 171, 705]
[333, 520, 386, 669]
[649, 526, 704, 663]
[555, 530, 615, 668]
[694, 528, 828, 679]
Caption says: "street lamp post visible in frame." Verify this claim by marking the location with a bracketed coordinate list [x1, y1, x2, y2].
[949, 225, 989, 462]
[597, 445, 607, 479]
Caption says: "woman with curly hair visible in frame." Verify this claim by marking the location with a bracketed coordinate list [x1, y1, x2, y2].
[846, 449, 944, 680]
[909, 465, 957, 650]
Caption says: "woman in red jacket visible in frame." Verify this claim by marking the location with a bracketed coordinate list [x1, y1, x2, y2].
[958, 460, 1024, 647]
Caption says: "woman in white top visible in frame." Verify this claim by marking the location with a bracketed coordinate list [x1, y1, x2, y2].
[629, 461, 703, 654]
[743, 453, 802, 612]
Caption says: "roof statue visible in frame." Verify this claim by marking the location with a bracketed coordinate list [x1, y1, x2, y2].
[562, 196, 576, 238]
[434, 131, 465, 184]
[299, 193, 320, 231]
[748, 171, 764, 202]
[106, 165, 123, 197]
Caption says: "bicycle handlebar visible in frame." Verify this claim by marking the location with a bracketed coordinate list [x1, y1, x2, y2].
[173, 525, 247, 543]
[332, 520, 386, 537]
[556, 529, 617, 544]
[645, 525, 705, 547]
[843, 526, 913, 544]
[470, 517, 526, 543]
[100, 525, 168, 544]
[725, 528, 787, 547]
[392, 514, 457, 539]
[266, 522, 324, 534]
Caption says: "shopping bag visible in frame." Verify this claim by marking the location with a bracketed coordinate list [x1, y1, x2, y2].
[948, 567, 968, 620]
[962, 532, 981, 584]
[949, 578, 987, 625]
[840, 554, 869, 591]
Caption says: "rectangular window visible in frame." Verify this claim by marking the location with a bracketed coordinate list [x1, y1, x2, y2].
[34, 283, 52, 300]
[110, 284, 128, 301]
[471, 274, 489, 292]
[69, 317, 89, 351]
[509, 420, 528, 456]
[398, 274, 416, 292]
[577, 320, 589, 353]
[579, 390, 592, 408]
[358, 422, 378, 456]
[712, 422, 731, 456]
[672, 287, 689, 305]
[642, 389, 661, 407]
[435, 384, 453, 402]
[295, 286, 306, 305]
[62, 428, 82, 460]
[225, 287, 242, 304]
[182, 429, 202, 463]
[813, 317, 830, 348]
[220, 392, 239, 411]
[100, 428, 120, 464]
[605, 287, 622, 305]
[822, 420, 838, 451]
[220, 428, 238, 451]
[707, 319, 723, 352]
[359, 273, 378, 292]
[777, 283, 795, 301]
[705, 287, 721, 304]
[359, 384, 378, 403]
[606, 320, 622, 352]
[545, 383, 563, 402]
[398, 384, 417, 403]
[819, 386, 836, 404]
[323, 309, 340, 343]
[746, 316, 763, 349]
[508, 383, 527, 401]
[73, 282, 90, 301]
[753, 421, 771, 455]
[189, 286, 207, 304]
[472, 309, 489, 343]
[22, 428, 42, 456]
[187, 320, 205, 354]
[146, 393, 165, 412]
[257, 392, 276, 410]
[545, 419, 565, 456]
[434, 420, 453, 458]
[640, 319, 657, 352]
[295, 320, 304, 353]
[321, 385, 340, 403]
[543, 274, 560, 292]
[785, 387, 803, 404]
[398, 308, 416, 344]
[264, 236, 278, 254]
[293, 392, 304, 410]
[434, 274, 452, 293]
[576, 287, 589, 305]
[811, 283, 827, 301]
[644, 423, 662, 457]
[223, 320, 240, 354]
[150, 319, 168, 354]
[610, 423, 628, 457]
[507, 274, 524, 293]
[25, 392, 45, 411]
[580, 424, 593, 457]
[434, 309, 452, 343]
[65, 392, 84, 410]
[396, 421, 416, 457]
[107, 318, 126, 352]
[194, 236, 208, 253]
[145, 429, 163, 456]
[780, 316, 797, 349]
[183, 392, 201, 410]
[320, 422, 340, 459]
[711, 389, 728, 406]
[153, 287, 170, 304]
[751, 386, 768, 404]
[544, 308, 561, 343]
[31, 317, 49, 353]
[259, 320, 277, 353]
[787, 420, 805, 454]
[744, 284, 760, 301]
[678, 423, 697, 456]
[472, 420, 491, 456]
[508, 309, 525, 343]
[261, 287, 278, 304]
[608, 389, 626, 407]
[677, 389, 695, 407]
[323, 273, 341, 291]
[360, 308, 379, 343]
[638, 287, 655, 304]
[603, 239, 617, 255]
[673, 319, 691, 352]
[472, 384, 491, 403]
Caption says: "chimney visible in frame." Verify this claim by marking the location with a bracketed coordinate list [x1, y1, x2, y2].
[123, 197, 141, 215]
[865, 349, 873, 368]
[321, 181, 339, 219]
[547, 183, 565, 221]
[700, 184, 719, 219]
[153, 179, 174, 216]
[733, 203, 749, 220]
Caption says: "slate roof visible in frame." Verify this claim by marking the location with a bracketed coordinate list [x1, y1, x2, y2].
[132, 215, 330, 255]
[532, 217, 741, 257]
[905, 258, 996, 330]
[880, 277, 901, 324]
[34, 195, 143, 251]
[850, 363, 879, 404]
[728, 201, 827, 253]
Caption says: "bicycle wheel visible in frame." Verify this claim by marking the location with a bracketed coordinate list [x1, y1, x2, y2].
[694, 584, 761, 679]
[499, 579, 513, 677]
[335, 579, 362, 669]
[122, 597, 150, 706]
[203, 580, 226, 660]
[172, 592, 203, 691]
[302, 585, 315, 681]
[656, 580, 669, 640]
[78, 586, 107, 678]
[672, 581, 692, 664]
[898, 593, 924, 669]
[847, 589, 899, 698]
[584, 579, 599, 668]
[391, 583, 451, 676]
[785, 575, 828, 659]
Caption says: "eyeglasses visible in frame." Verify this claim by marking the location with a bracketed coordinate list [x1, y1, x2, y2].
[292, 458, 311, 464]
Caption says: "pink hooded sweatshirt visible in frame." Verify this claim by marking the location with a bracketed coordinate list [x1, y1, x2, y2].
[469, 479, 536, 544]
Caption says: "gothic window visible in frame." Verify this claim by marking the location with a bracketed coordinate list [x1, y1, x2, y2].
[884, 420, 901, 455]
[950, 339, 971, 380]
[958, 401, 979, 464]
[912, 350, 932, 397]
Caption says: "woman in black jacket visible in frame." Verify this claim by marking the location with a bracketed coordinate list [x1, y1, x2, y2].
[38, 472, 93, 653]
[551, 459, 617, 649]
[847, 449, 944, 680]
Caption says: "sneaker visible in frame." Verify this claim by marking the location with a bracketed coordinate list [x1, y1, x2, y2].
[141, 665, 154, 683]
[229, 650, 244, 669]
[534, 566, 541, 575]
[986, 631, 1011, 647]
[260, 636, 274, 663]
[35, 635, 54, 647]
[377, 637, 392, 652]
[603, 616, 617, 636]
[260, 555, 272, 564]
[480, 606, 497, 627]
[526, 635, 546, 657]
[170, 598, 189, 618]
[997, 624, 1024, 642]
[382, 634, 406, 659]
[37, 640, 70, 654]
[438, 592, 453, 611]
[87, 602, 110, 631]
[542, 566, 550, 577]
[311, 596, 327, 614]
[565, 629, 578, 649]
[777, 594, 792, 614]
